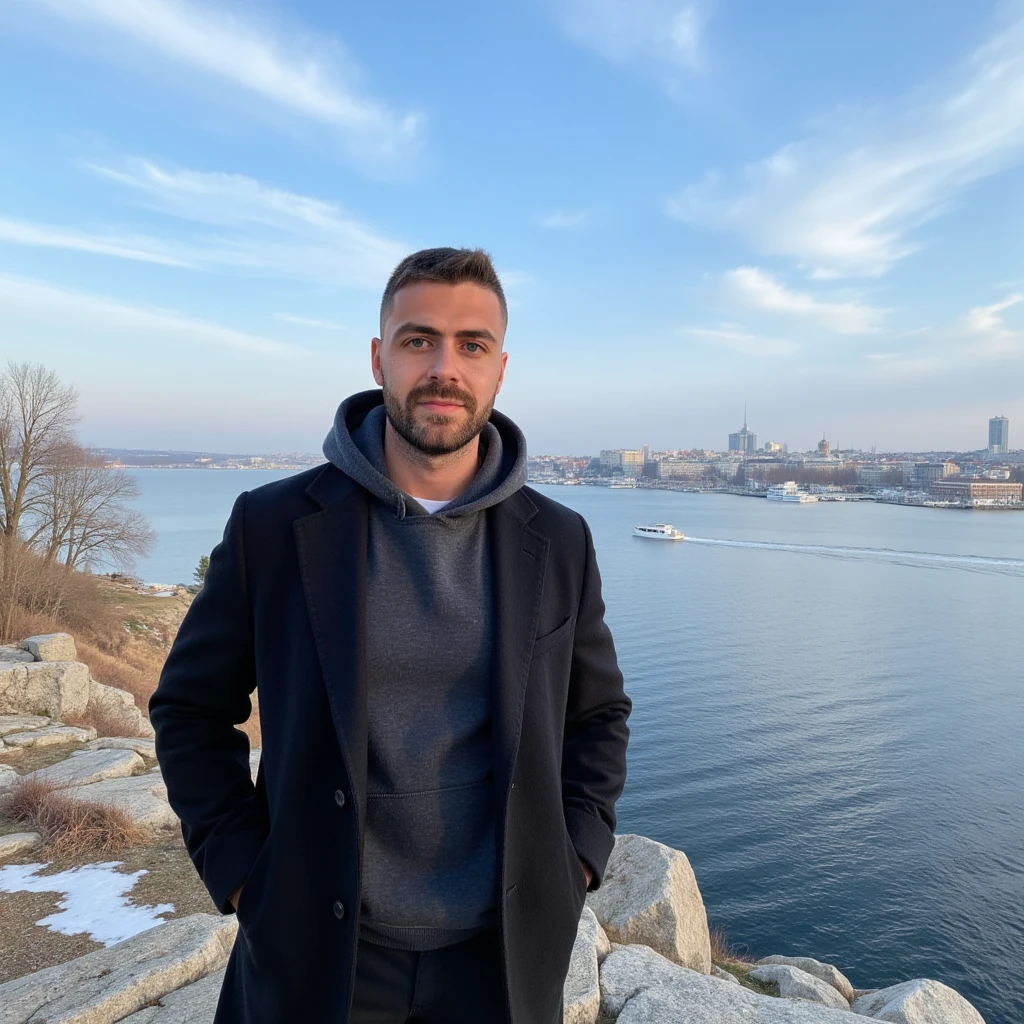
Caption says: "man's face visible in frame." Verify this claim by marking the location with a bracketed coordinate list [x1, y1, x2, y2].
[372, 281, 508, 457]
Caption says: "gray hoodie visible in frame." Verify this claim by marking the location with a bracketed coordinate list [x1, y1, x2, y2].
[322, 389, 527, 950]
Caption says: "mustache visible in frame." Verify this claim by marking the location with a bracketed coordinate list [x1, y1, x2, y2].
[407, 383, 477, 411]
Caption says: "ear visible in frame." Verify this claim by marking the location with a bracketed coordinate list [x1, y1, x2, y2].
[370, 337, 384, 386]
[494, 350, 508, 395]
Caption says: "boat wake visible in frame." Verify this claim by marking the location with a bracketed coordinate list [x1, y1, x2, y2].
[683, 537, 1024, 577]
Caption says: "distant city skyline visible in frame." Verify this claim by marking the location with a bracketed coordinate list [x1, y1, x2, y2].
[0, 3, 1021, 453]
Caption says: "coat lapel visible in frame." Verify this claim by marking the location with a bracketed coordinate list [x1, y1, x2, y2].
[294, 465, 369, 809]
[489, 490, 549, 802]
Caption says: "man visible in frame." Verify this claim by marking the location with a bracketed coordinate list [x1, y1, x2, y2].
[151, 247, 631, 1024]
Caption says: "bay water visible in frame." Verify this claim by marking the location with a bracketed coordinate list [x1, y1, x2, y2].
[129, 469, 1024, 1022]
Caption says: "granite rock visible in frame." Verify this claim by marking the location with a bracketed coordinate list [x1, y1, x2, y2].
[2, 724, 96, 748]
[586, 833, 711, 973]
[0, 661, 91, 719]
[851, 978, 985, 1023]
[602, 944, 857, 1023]
[22, 632, 78, 662]
[86, 679, 156, 738]
[85, 736, 157, 758]
[757, 955, 855, 1002]
[0, 913, 237, 1024]
[118, 968, 226, 1023]
[0, 832, 43, 860]
[0, 646, 34, 664]
[62, 772, 178, 828]
[25, 747, 144, 788]
[564, 906, 602, 1024]
[749, 964, 851, 1010]
[0, 714, 50, 736]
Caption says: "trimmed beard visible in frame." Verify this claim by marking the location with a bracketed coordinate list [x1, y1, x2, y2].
[382, 378, 496, 457]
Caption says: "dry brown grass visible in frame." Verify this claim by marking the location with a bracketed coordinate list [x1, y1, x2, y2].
[2, 777, 153, 855]
[710, 923, 756, 965]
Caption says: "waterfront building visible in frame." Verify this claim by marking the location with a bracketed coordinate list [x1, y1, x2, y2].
[914, 461, 960, 486]
[989, 415, 1009, 454]
[600, 448, 645, 478]
[930, 478, 1022, 503]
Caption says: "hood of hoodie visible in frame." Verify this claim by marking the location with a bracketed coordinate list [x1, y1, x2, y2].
[322, 389, 527, 519]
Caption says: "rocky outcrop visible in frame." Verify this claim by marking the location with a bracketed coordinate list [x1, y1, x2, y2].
[2, 723, 97, 748]
[851, 979, 986, 1023]
[24, 747, 144, 788]
[0, 913, 237, 1024]
[586, 833, 712, 974]
[62, 768, 179, 829]
[0, 661, 91, 719]
[563, 906, 605, 1024]
[22, 633, 78, 663]
[88, 679, 156, 738]
[0, 832, 43, 861]
[749, 963, 851, 1010]
[119, 968, 227, 1023]
[756, 954, 855, 1002]
[601, 943, 857, 1022]
[85, 736, 157, 758]
[0, 634, 151, 738]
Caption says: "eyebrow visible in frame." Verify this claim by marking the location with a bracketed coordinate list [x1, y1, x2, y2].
[392, 322, 498, 344]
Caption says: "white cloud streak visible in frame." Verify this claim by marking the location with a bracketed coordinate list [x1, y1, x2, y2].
[669, 18, 1024, 277]
[682, 326, 798, 357]
[554, 0, 709, 73]
[33, 0, 420, 162]
[722, 266, 885, 334]
[540, 210, 589, 229]
[81, 159, 407, 288]
[276, 314, 346, 331]
[0, 274, 305, 359]
[0, 217, 195, 268]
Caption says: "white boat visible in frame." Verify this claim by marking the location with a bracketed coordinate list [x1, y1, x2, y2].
[766, 481, 818, 503]
[610, 480, 637, 489]
[633, 523, 685, 540]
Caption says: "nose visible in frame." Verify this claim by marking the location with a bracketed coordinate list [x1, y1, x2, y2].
[426, 338, 460, 382]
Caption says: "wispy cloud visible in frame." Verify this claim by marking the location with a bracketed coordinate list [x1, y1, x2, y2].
[276, 313, 346, 331]
[0, 216, 195, 268]
[668, 18, 1024, 277]
[540, 210, 589, 229]
[554, 0, 709, 74]
[722, 266, 885, 334]
[33, 0, 421, 163]
[0, 274, 304, 359]
[682, 326, 798, 357]
[81, 158, 406, 287]
[964, 293, 1023, 354]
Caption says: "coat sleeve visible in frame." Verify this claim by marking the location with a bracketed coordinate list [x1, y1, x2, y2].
[562, 514, 631, 891]
[149, 491, 268, 914]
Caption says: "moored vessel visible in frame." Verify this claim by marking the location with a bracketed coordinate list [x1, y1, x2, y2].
[767, 481, 818, 503]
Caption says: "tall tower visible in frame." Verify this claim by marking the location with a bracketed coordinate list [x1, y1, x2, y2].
[728, 404, 757, 454]
[989, 416, 1009, 455]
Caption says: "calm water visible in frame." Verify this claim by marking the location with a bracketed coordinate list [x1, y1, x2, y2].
[130, 471, 1024, 1022]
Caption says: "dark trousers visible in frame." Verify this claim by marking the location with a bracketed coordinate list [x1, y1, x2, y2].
[350, 929, 509, 1023]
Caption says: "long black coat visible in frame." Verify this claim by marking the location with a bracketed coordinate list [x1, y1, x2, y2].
[150, 462, 631, 1023]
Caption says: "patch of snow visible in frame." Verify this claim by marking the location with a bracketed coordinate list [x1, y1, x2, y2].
[0, 861, 174, 946]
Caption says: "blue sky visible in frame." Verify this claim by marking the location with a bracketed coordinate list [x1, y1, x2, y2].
[0, 0, 1021, 454]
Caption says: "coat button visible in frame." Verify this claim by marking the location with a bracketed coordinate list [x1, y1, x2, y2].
[333, 900, 347, 920]
[334, 790, 346, 808]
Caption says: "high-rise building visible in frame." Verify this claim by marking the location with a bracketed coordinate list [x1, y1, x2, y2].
[764, 441, 783, 453]
[989, 415, 1009, 454]
[728, 405, 757, 454]
[817, 437, 831, 455]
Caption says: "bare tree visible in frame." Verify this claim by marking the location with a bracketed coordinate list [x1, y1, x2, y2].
[26, 442, 155, 573]
[0, 362, 79, 540]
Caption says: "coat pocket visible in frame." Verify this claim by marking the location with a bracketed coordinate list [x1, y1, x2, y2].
[532, 615, 574, 659]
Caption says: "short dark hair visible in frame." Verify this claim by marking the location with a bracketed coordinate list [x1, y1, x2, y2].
[379, 247, 507, 335]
